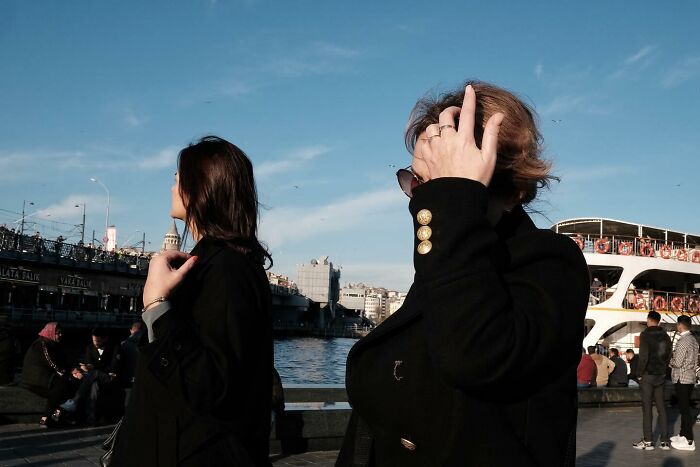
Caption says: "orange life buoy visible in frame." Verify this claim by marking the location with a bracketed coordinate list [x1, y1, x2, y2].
[677, 249, 688, 261]
[692, 250, 700, 264]
[574, 236, 584, 250]
[640, 242, 654, 257]
[618, 241, 634, 256]
[660, 244, 672, 259]
[689, 296, 700, 314]
[633, 294, 646, 310]
[594, 237, 611, 254]
[671, 296, 684, 312]
[653, 295, 667, 311]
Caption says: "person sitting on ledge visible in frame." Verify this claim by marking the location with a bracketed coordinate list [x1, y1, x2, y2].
[577, 347, 597, 388]
[21, 322, 83, 427]
[607, 348, 629, 387]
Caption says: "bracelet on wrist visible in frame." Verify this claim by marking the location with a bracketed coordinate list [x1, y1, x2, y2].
[142, 296, 168, 313]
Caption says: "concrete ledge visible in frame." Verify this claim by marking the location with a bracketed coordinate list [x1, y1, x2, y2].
[577, 384, 700, 407]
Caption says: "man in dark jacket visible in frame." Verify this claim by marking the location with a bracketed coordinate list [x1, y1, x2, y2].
[626, 349, 639, 383]
[60, 328, 119, 423]
[633, 311, 672, 450]
[607, 348, 628, 387]
[115, 322, 143, 407]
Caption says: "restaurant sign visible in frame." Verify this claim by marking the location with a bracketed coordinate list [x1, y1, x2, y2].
[60, 275, 91, 289]
[0, 266, 40, 284]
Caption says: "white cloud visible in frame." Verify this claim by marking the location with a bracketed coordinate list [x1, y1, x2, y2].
[537, 95, 607, 117]
[259, 188, 405, 248]
[624, 46, 656, 65]
[124, 110, 150, 128]
[662, 56, 700, 88]
[137, 146, 180, 170]
[35, 193, 111, 222]
[256, 145, 331, 177]
[534, 61, 544, 80]
[611, 45, 658, 79]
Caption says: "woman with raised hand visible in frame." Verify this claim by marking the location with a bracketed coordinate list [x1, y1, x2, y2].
[112, 136, 273, 467]
[337, 82, 590, 467]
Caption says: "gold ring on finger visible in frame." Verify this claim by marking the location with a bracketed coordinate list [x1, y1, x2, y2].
[439, 124, 455, 131]
[427, 134, 441, 140]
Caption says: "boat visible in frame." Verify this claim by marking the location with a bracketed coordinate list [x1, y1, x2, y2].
[551, 217, 700, 352]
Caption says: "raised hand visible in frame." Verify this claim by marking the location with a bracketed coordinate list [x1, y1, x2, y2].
[418, 85, 504, 187]
[143, 250, 198, 308]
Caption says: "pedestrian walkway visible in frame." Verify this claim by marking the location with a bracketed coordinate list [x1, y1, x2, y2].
[0, 407, 697, 466]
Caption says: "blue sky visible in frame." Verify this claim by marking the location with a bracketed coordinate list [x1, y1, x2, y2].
[1, 1, 698, 291]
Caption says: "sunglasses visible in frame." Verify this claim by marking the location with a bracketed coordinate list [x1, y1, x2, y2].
[396, 166, 424, 198]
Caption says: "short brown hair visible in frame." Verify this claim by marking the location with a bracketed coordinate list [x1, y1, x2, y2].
[405, 80, 558, 204]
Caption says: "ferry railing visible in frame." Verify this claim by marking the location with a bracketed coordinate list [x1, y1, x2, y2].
[564, 233, 700, 263]
[621, 289, 700, 315]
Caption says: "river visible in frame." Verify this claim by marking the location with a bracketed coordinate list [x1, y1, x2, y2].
[274, 337, 358, 385]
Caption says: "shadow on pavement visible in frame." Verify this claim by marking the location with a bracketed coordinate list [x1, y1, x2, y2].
[576, 441, 614, 467]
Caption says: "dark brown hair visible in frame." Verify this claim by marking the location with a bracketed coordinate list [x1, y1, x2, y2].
[178, 136, 272, 268]
[405, 80, 558, 204]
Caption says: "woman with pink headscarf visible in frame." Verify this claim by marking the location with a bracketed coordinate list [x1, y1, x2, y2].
[21, 322, 82, 427]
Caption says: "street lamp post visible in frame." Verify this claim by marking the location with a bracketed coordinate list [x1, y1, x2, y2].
[19, 200, 34, 236]
[90, 177, 110, 244]
[75, 203, 86, 243]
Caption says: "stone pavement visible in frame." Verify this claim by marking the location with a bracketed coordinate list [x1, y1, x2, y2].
[0, 407, 698, 466]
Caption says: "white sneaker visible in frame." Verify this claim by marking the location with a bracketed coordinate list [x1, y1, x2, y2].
[671, 434, 682, 443]
[632, 439, 654, 450]
[660, 442, 671, 450]
[59, 399, 77, 413]
[671, 438, 695, 451]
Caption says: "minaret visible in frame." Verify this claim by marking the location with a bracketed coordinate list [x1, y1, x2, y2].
[161, 220, 181, 252]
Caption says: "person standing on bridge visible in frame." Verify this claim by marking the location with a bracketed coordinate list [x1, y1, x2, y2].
[111, 136, 273, 467]
[337, 81, 590, 467]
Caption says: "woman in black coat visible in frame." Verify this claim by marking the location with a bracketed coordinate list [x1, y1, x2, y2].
[112, 136, 273, 467]
[336, 82, 590, 467]
[21, 322, 81, 426]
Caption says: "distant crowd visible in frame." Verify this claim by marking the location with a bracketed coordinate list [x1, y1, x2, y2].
[0, 225, 151, 268]
[578, 312, 700, 452]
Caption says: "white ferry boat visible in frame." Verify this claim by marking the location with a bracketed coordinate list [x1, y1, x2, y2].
[551, 217, 700, 352]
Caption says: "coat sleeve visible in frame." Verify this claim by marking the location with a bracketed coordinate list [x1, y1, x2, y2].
[637, 333, 649, 375]
[408, 178, 590, 391]
[138, 254, 262, 418]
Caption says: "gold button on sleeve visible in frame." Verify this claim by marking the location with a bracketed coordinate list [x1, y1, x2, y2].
[416, 209, 432, 226]
[400, 438, 417, 451]
[417, 240, 432, 255]
[416, 225, 432, 241]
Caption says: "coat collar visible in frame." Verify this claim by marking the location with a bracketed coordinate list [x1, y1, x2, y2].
[350, 203, 535, 356]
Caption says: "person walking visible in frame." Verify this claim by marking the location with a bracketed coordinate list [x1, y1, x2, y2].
[633, 311, 672, 451]
[670, 315, 699, 451]
[111, 136, 273, 467]
[337, 81, 590, 467]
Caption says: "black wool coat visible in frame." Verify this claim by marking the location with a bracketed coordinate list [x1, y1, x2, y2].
[112, 238, 273, 467]
[336, 178, 590, 467]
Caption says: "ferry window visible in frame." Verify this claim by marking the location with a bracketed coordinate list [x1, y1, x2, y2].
[588, 266, 623, 288]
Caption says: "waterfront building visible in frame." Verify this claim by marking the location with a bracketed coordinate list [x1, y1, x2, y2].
[339, 284, 368, 313]
[161, 220, 181, 252]
[297, 256, 340, 326]
[364, 290, 387, 322]
[386, 291, 408, 316]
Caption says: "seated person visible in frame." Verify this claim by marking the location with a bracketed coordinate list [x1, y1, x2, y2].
[607, 348, 629, 387]
[21, 323, 82, 427]
[61, 328, 120, 424]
